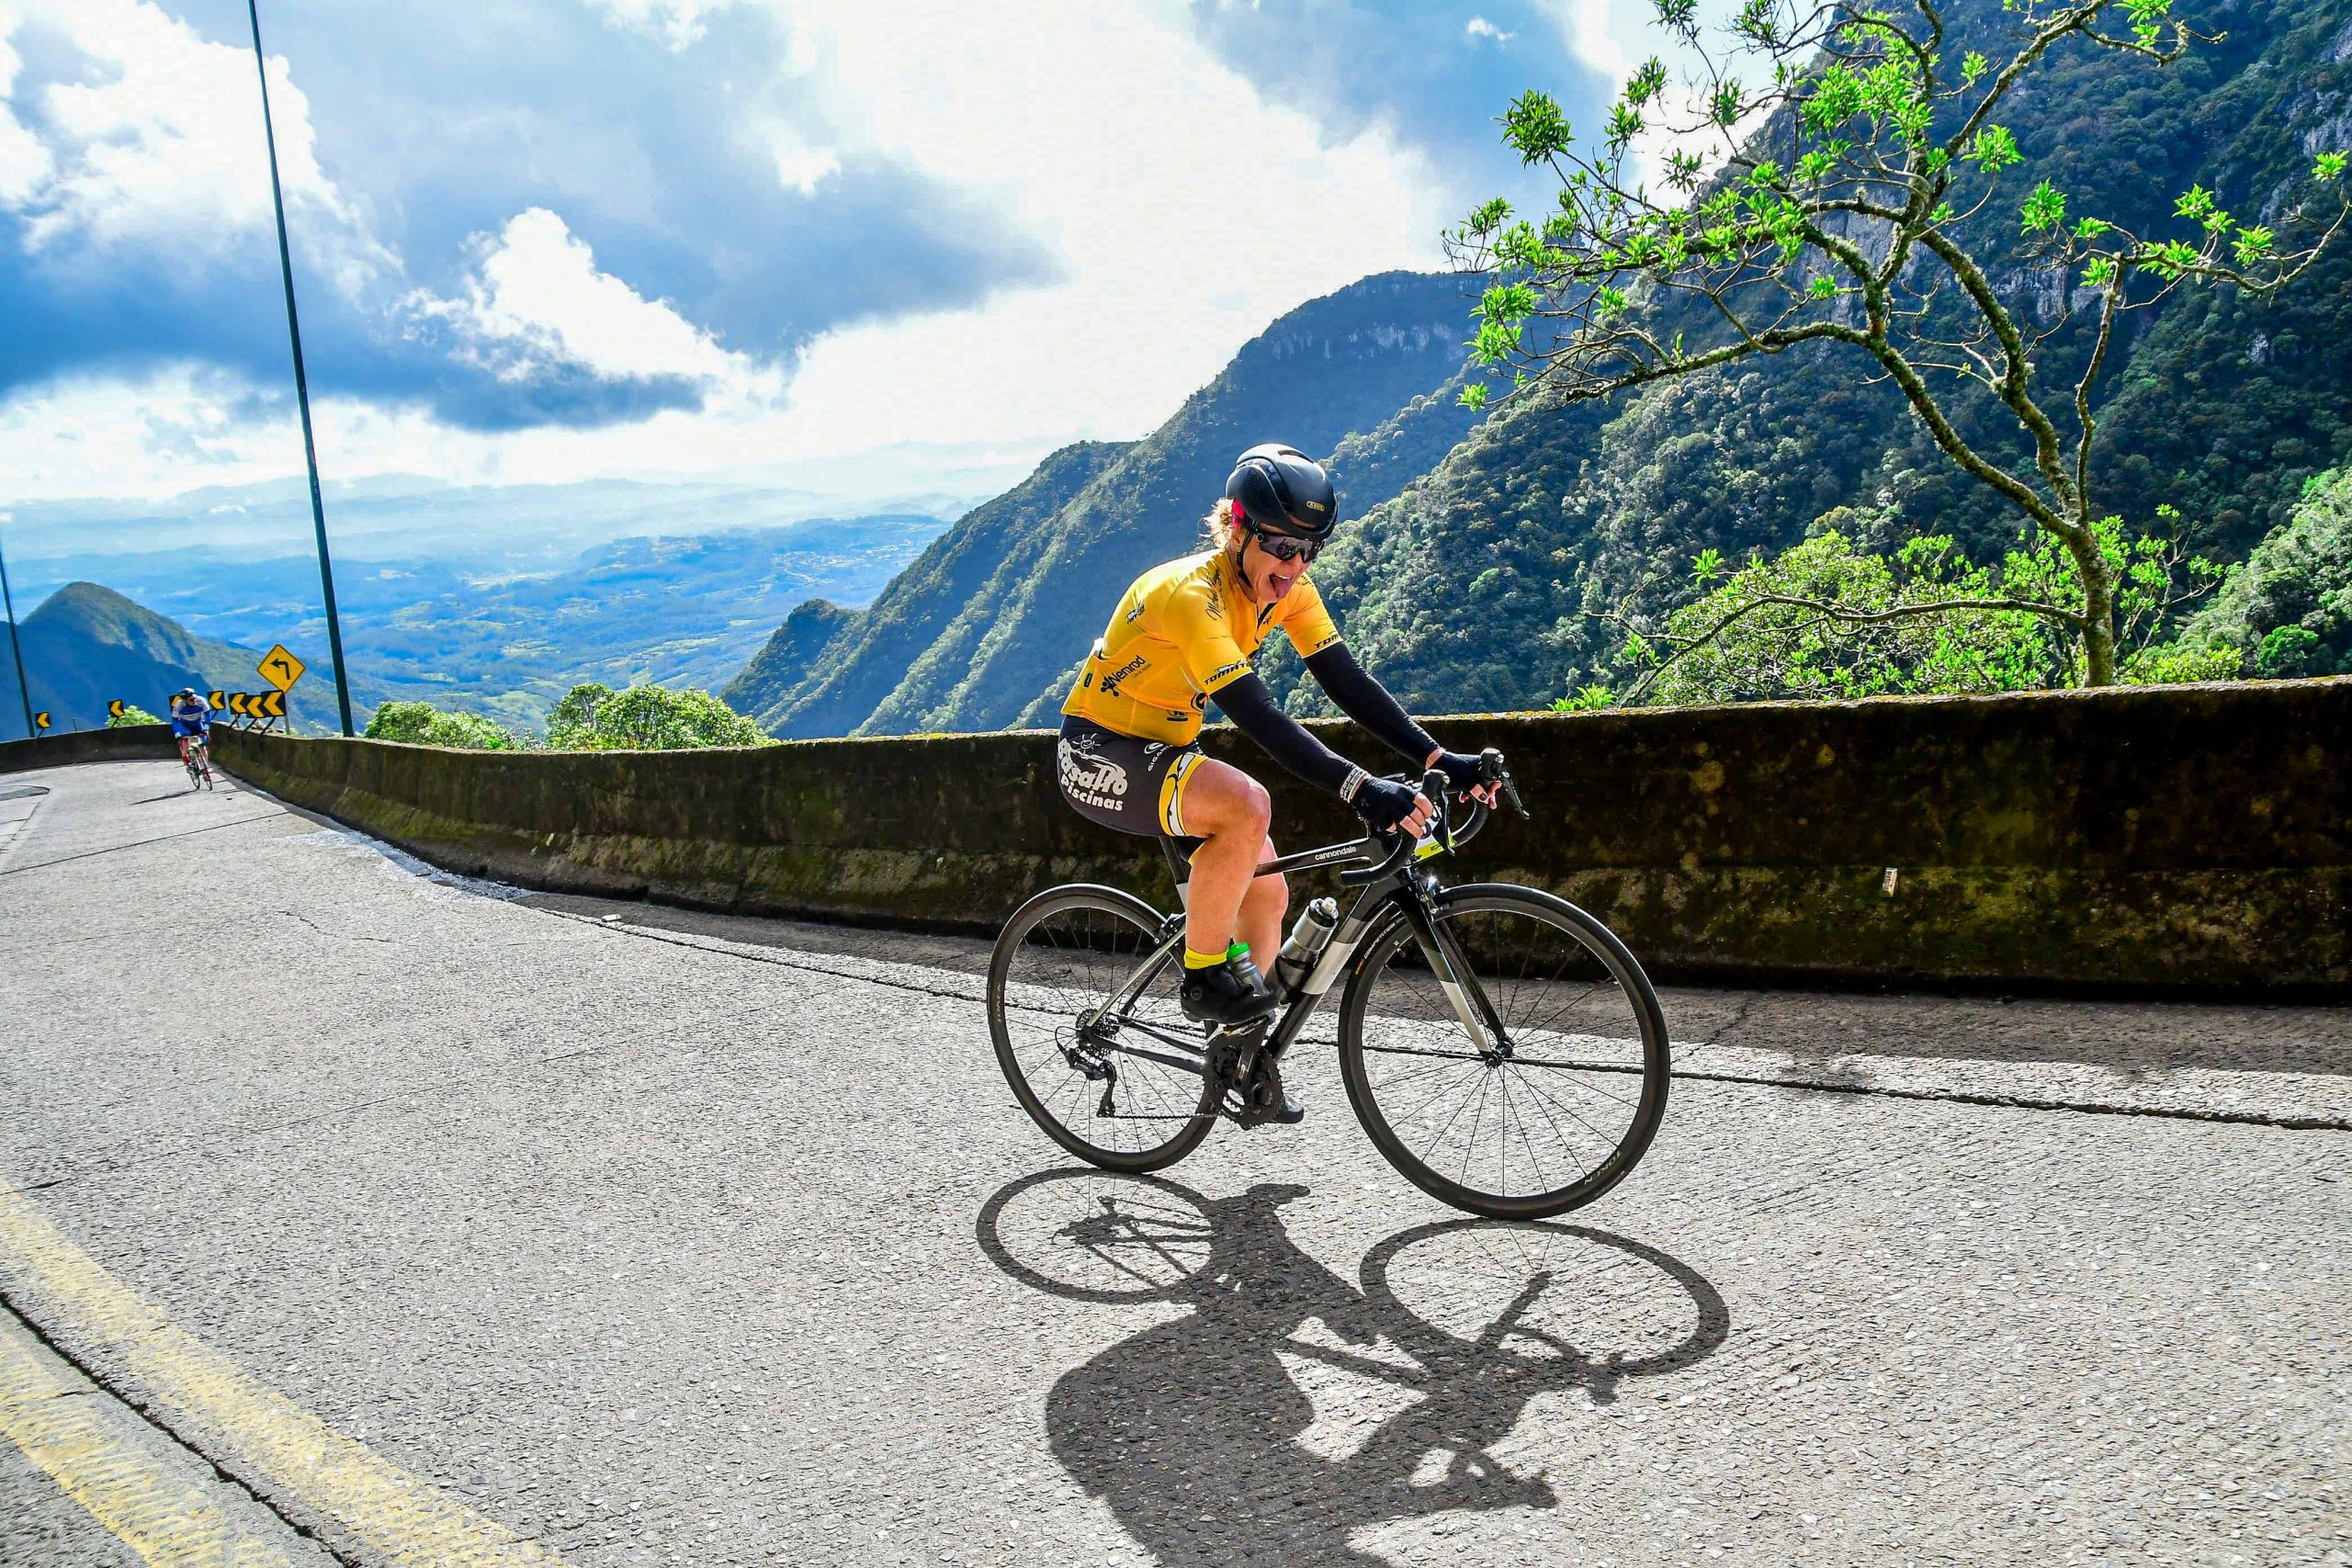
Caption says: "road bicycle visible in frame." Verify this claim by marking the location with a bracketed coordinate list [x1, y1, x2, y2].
[987, 751, 1670, 1219]
[180, 736, 214, 791]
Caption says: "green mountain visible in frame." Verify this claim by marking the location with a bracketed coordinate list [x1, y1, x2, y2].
[1, 583, 275, 740]
[727, 270, 1487, 736]
[1274, 0, 2352, 716]
[725, 445, 1133, 735]
[732, 4, 2350, 736]
[2185, 466, 2352, 676]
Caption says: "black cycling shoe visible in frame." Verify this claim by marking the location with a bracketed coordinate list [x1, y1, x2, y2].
[1181, 953, 1279, 1026]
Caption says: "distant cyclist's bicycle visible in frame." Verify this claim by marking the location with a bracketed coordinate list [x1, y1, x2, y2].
[988, 751, 1670, 1219]
[181, 737, 214, 791]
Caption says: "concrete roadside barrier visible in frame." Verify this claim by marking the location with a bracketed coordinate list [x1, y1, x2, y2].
[212, 679, 2352, 993]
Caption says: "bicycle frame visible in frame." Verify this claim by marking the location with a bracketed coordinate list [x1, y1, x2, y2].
[1080, 780, 1515, 1089]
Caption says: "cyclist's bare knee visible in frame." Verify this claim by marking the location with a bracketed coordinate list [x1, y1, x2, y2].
[1182, 760, 1271, 840]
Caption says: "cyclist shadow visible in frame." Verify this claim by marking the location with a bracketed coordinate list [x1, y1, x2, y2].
[976, 1171, 1728, 1567]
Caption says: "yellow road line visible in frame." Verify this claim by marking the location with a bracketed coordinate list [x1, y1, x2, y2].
[0, 1314, 315, 1567]
[0, 1185, 562, 1565]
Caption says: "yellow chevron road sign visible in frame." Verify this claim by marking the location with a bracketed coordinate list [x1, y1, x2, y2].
[32, 712, 48, 731]
[107, 699, 125, 719]
[253, 690, 287, 720]
[209, 690, 226, 711]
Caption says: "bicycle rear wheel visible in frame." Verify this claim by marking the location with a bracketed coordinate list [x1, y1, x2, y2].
[988, 885, 1218, 1173]
[1338, 886, 1668, 1219]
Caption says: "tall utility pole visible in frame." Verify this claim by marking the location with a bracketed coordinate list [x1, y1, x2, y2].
[0, 525, 33, 741]
[246, 0, 354, 736]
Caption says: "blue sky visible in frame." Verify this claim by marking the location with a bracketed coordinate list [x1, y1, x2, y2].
[0, 0, 1640, 507]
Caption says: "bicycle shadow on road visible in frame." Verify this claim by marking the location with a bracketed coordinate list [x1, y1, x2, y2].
[976, 1170, 1727, 1566]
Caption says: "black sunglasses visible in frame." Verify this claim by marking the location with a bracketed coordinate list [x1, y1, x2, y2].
[1246, 525, 1321, 564]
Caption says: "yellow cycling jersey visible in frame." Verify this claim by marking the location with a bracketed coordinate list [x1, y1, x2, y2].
[1062, 550, 1341, 746]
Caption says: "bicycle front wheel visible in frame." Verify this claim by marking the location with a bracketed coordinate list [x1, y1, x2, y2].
[1338, 886, 1668, 1219]
[988, 885, 1218, 1173]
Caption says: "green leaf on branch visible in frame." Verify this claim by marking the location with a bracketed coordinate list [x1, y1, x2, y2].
[2144, 239, 2200, 279]
[2232, 224, 2275, 267]
[2074, 216, 2110, 241]
[1968, 124, 2024, 174]
[2316, 151, 2348, 183]
[1502, 90, 1572, 163]
[1607, 101, 1645, 151]
[1457, 382, 1489, 412]
[2020, 180, 2067, 234]
[1962, 51, 1989, 86]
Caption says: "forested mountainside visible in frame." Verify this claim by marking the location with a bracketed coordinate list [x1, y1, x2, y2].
[723, 443, 1133, 735]
[731, 0, 2350, 732]
[724, 271, 1486, 736]
[1272, 0, 2352, 716]
[0, 583, 282, 739]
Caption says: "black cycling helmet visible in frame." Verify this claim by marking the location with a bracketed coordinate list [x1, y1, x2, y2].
[1225, 443, 1338, 541]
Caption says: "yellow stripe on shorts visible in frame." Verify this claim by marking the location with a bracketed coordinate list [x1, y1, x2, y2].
[1159, 750, 1202, 837]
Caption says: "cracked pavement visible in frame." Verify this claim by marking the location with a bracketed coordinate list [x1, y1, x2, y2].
[0, 759, 2346, 1565]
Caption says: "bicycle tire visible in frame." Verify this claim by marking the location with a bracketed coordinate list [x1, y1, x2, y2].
[989, 884, 1219, 1174]
[1337, 885, 1669, 1220]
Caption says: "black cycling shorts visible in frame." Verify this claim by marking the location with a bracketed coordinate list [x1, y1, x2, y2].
[1057, 717, 1207, 857]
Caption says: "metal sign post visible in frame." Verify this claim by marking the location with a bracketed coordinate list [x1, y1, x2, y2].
[246, 0, 355, 737]
[0, 523, 33, 740]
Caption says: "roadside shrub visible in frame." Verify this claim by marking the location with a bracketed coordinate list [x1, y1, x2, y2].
[363, 699, 520, 750]
[542, 681, 771, 750]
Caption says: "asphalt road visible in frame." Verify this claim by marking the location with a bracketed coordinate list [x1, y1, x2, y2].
[0, 759, 2345, 1566]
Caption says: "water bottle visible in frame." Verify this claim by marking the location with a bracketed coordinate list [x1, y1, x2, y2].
[1271, 897, 1340, 997]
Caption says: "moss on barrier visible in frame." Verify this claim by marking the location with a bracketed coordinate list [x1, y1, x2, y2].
[212, 678, 2352, 991]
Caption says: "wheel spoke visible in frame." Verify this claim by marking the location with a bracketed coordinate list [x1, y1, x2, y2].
[989, 892, 1214, 1169]
[1343, 894, 1666, 1215]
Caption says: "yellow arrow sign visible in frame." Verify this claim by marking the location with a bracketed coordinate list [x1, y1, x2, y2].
[107, 699, 125, 719]
[227, 693, 252, 717]
[209, 690, 226, 712]
[258, 644, 306, 692]
[33, 711, 49, 731]
[254, 690, 287, 720]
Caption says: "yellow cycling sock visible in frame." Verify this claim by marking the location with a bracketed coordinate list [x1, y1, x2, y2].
[1182, 945, 1227, 970]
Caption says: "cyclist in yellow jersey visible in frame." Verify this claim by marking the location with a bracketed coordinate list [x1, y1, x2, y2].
[1059, 443, 1500, 1038]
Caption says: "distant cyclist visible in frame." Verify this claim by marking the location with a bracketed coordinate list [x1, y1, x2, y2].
[169, 687, 212, 768]
[1057, 443, 1500, 1033]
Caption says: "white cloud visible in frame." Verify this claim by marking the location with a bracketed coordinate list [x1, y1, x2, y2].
[741, 0, 1445, 450]
[0, 13, 55, 203]
[401, 207, 779, 395]
[583, 0, 739, 50]
[1465, 17, 1517, 45]
[0, 0, 392, 294]
[1542, 0, 1771, 189]
[1, 0, 1457, 500]
[755, 121, 838, 196]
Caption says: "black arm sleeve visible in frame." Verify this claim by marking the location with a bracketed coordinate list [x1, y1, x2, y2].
[1209, 673, 1356, 796]
[1304, 643, 1438, 765]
